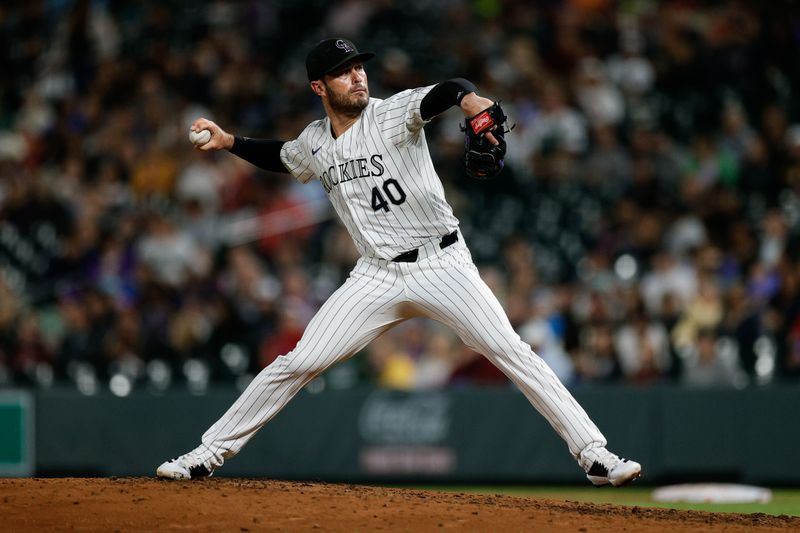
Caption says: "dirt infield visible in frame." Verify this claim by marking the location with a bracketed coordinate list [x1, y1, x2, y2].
[2, 478, 798, 532]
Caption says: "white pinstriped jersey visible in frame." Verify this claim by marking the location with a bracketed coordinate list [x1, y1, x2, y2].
[280, 85, 459, 260]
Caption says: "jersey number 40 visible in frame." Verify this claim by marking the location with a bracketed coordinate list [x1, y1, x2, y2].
[371, 179, 407, 212]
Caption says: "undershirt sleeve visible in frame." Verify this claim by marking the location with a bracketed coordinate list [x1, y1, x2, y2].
[229, 137, 290, 174]
[419, 78, 477, 121]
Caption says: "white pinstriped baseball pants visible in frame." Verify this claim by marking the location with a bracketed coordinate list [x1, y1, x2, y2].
[199, 236, 606, 468]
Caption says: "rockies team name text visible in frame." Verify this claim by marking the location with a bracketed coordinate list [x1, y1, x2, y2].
[319, 154, 384, 193]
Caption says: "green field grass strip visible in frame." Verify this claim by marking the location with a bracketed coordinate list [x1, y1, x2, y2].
[401, 486, 800, 517]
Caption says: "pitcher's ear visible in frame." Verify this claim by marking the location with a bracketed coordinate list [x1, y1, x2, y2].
[310, 80, 325, 97]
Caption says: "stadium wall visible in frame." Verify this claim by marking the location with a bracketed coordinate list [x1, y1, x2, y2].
[2, 386, 797, 484]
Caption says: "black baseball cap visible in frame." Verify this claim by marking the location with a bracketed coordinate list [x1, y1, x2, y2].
[306, 38, 375, 81]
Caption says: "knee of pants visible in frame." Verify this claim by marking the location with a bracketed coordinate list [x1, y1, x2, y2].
[274, 350, 330, 379]
[472, 336, 515, 358]
[475, 336, 535, 361]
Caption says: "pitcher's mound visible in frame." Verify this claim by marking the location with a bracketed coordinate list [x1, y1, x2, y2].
[1, 478, 797, 532]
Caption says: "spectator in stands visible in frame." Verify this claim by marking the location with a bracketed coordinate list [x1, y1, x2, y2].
[528, 79, 587, 156]
[136, 213, 210, 288]
[681, 328, 746, 388]
[614, 307, 672, 384]
[408, 328, 456, 390]
[574, 322, 622, 384]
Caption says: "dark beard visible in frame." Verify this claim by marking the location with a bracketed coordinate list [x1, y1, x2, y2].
[325, 83, 369, 116]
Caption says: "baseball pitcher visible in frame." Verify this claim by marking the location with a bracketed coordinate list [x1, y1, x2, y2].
[157, 38, 641, 487]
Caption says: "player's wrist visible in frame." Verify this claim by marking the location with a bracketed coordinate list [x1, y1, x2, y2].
[460, 92, 493, 117]
[224, 132, 235, 150]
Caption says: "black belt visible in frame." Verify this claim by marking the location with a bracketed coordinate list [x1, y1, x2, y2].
[392, 231, 458, 262]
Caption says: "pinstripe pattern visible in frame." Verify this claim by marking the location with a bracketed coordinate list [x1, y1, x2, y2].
[189, 84, 609, 473]
[400, 242, 605, 457]
[280, 86, 459, 260]
[197, 239, 606, 468]
[201, 259, 409, 459]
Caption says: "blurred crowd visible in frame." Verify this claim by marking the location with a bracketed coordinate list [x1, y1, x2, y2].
[2, 0, 800, 394]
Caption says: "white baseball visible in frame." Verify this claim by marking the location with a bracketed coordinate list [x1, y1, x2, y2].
[189, 129, 212, 146]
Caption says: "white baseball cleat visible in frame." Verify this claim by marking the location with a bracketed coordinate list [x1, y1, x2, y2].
[156, 448, 216, 480]
[581, 446, 642, 487]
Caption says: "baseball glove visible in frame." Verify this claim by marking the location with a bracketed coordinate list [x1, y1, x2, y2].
[463, 102, 510, 180]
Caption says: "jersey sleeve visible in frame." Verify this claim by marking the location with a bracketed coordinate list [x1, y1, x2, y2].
[374, 85, 436, 145]
[279, 133, 317, 184]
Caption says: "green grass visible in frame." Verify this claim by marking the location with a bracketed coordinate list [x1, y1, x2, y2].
[406, 486, 800, 517]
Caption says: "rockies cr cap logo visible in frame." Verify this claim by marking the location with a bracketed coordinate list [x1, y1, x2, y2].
[306, 38, 374, 81]
[336, 39, 355, 53]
